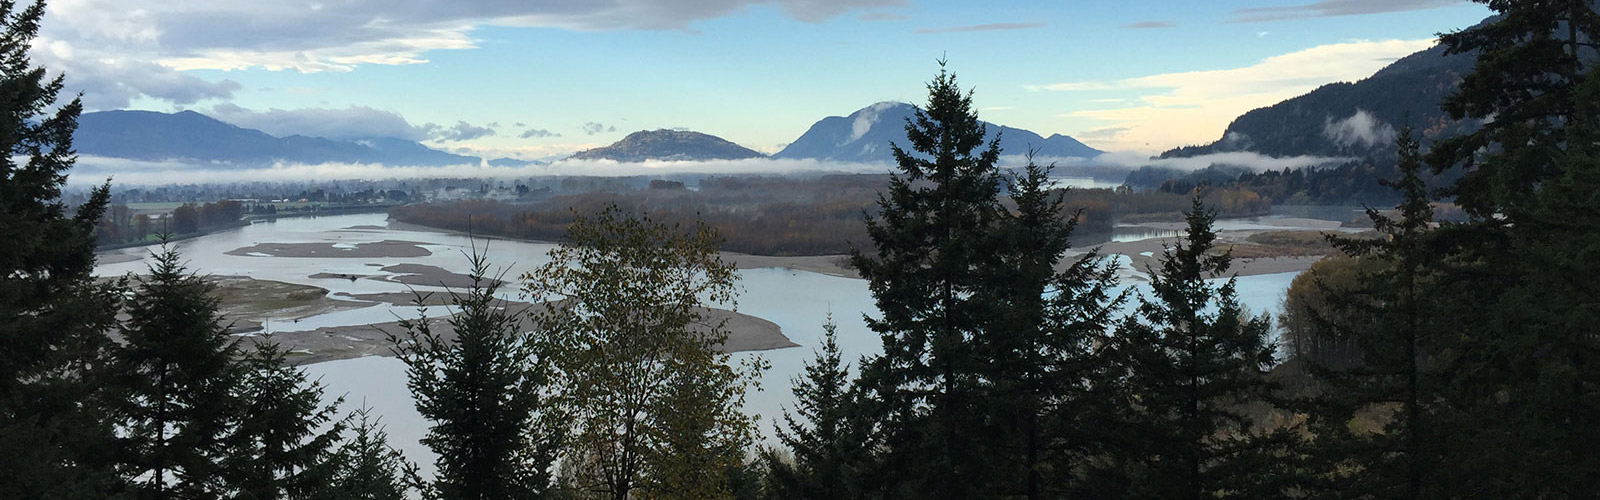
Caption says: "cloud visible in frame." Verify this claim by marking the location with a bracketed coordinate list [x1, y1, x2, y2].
[1075, 126, 1134, 140]
[1031, 38, 1435, 153]
[1232, 0, 1464, 22]
[1323, 109, 1396, 148]
[1090, 151, 1353, 172]
[916, 22, 1045, 34]
[209, 104, 433, 141]
[583, 122, 617, 136]
[519, 128, 561, 139]
[1123, 21, 1176, 29]
[43, 0, 903, 74]
[858, 12, 908, 21]
[429, 121, 497, 142]
[30, 37, 238, 109]
[67, 155, 904, 186]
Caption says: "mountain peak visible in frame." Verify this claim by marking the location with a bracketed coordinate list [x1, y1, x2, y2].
[567, 129, 765, 162]
[773, 102, 1099, 163]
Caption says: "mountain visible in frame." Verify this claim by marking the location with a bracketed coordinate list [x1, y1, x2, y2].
[74, 110, 484, 167]
[566, 129, 765, 162]
[772, 102, 1101, 163]
[1160, 30, 1482, 162]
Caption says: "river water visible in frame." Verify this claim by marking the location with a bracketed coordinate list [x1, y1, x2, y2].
[94, 212, 1306, 475]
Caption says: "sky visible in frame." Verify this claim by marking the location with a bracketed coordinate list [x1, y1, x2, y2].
[33, 0, 1493, 160]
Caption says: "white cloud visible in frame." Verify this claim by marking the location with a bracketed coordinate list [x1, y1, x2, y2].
[67, 155, 899, 186]
[208, 104, 433, 141]
[1090, 150, 1353, 172]
[42, 0, 901, 74]
[30, 37, 238, 109]
[429, 121, 497, 142]
[1323, 109, 1396, 149]
[1031, 38, 1436, 153]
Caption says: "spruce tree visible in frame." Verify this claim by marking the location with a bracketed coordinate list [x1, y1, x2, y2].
[0, 1, 121, 497]
[848, 60, 1008, 500]
[1109, 198, 1279, 500]
[223, 341, 347, 500]
[1294, 127, 1442, 500]
[110, 245, 248, 499]
[1415, 3, 1600, 495]
[766, 317, 872, 500]
[328, 408, 411, 500]
[390, 248, 561, 500]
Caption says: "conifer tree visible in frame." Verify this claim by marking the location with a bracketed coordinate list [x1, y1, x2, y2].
[1294, 127, 1441, 500]
[0, 1, 121, 497]
[328, 408, 411, 500]
[1109, 199, 1279, 500]
[765, 317, 872, 500]
[849, 60, 1007, 500]
[223, 341, 347, 500]
[110, 245, 248, 499]
[390, 249, 561, 500]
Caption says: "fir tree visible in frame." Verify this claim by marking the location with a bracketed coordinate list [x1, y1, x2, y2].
[390, 248, 561, 500]
[765, 317, 872, 500]
[1109, 198, 1280, 500]
[0, 1, 121, 497]
[110, 245, 247, 499]
[848, 60, 1007, 500]
[328, 408, 411, 500]
[222, 341, 347, 500]
[1294, 126, 1442, 500]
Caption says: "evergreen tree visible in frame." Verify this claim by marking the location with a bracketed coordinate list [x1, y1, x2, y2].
[1109, 198, 1280, 500]
[327, 408, 411, 500]
[1294, 127, 1442, 500]
[0, 1, 121, 497]
[1428, 0, 1600, 219]
[1414, 2, 1600, 495]
[848, 60, 1007, 500]
[390, 248, 561, 500]
[222, 341, 347, 500]
[765, 317, 872, 500]
[523, 205, 759, 500]
[110, 245, 247, 499]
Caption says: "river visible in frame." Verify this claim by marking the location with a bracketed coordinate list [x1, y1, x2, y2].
[94, 211, 1310, 475]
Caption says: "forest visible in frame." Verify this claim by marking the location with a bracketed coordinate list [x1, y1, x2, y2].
[389, 175, 1270, 256]
[4, 1, 1599, 499]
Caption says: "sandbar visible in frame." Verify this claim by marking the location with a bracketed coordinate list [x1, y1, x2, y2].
[226, 240, 433, 258]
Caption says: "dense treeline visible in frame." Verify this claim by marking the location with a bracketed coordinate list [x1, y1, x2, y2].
[8, 1, 1600, 499]
[390, 176, 1269, 256]
[91, 200, 245, 246]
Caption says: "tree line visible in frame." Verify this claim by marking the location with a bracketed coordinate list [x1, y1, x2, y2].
[389, 175, 1270, 257]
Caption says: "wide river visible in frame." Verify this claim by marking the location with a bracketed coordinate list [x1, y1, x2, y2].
[94, 212, 1305, 475]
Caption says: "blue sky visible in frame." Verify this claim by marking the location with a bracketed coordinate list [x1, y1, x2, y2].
[35, 0, 1491, 159]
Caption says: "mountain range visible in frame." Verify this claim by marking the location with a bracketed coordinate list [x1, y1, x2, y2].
[774, 101, 1101, 162]
[75, 110, 486, 167]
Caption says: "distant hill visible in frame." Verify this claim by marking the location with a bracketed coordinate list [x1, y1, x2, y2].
[773, 102, 1100, 163]
[74, 110, 490, 167]
[566, 129, 765, 162]
[1160, 29, 1483, 163]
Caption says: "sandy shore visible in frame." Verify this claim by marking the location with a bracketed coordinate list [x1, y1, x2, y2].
[263, 304, 796, 366]
[226, 240, 433, 258]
